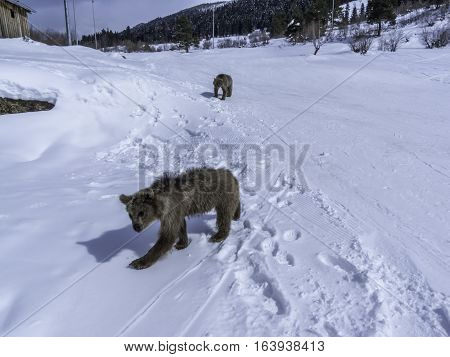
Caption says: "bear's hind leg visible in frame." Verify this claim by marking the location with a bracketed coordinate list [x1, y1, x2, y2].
[221, 87, 227, 100]
[210, 205, 232, 243]
[233, 200, 240, 221]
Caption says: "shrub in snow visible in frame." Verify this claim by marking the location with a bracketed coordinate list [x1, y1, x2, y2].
[399, 7, 443, 28]
[421, 26, 449, 49]
[217, 38, 234, 48]
[248, 29, 270, 47]
[203, 39, 212, 50]
[216, 37, 247, 49]
[331, 29, 349, 42]
[438, 4, 449, 21]
[379, 29, 406, 52]
[156, 43, 179, 52]
[421, 11, 437, 27]
[233, 37, 247, 48]
[124, 40, 138, 53]
[142, 44, 157, 53]
[348, 29, 374, 55]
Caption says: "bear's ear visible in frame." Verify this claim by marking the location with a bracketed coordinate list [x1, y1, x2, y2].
[141, 189, 155, 201]
[119, 194, 132, 205]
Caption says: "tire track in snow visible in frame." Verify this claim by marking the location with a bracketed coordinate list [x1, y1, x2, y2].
[116, 243, 225, 337]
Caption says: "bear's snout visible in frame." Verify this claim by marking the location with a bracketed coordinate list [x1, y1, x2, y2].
[133, 223, 143, 232]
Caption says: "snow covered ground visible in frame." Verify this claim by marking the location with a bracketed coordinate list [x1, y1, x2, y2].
[0, 36, 449, 337]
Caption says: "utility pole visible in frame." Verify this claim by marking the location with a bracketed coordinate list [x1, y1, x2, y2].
[331, 0, 335, 30]
[92, 0, 98, 49]
[212, 6, 215, 49]
[72, 0, 78, 45]
[63, 0, 72, 45]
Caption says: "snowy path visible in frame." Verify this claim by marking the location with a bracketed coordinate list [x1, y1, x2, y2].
[0, 39, 449, 336]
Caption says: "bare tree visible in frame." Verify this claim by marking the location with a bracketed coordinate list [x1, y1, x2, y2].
[248, 29, 270, 47]
[29, 26, 67, 46]
[421, 26, 449, 49]
[311, 20, 322, 55]
[379, 29, 406, 52]
[348, 28, 374, 55]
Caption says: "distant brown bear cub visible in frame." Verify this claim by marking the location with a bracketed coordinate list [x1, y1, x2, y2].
[120, 168, 241, 270]
[213, 74, 233, 100]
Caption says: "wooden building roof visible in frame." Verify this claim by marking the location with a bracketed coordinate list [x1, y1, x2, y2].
[3, 0, 35, 13]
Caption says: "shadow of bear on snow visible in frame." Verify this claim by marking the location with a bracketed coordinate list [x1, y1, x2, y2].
[77, 215, 215, 263]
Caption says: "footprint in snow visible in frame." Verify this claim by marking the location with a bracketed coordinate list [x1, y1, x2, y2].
[317, 253, 368, 286]
[259, 239, 295, 267]
[274, 250, 295, 267]
[262, 224, 277, 237]
[177, 118, 189, 127]
[185, 128, 207, 138]
[282, 230, 301, 242]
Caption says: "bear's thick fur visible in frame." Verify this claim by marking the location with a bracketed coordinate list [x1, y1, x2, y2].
[213, 74, 233, 100]
[120, 168, 241, 269]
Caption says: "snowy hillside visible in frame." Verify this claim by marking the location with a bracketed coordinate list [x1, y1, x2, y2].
[0, 36, 449, 337]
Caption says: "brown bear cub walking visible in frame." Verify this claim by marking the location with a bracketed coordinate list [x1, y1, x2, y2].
[120, 168, 241, 270]
[213, 74, 233, 100]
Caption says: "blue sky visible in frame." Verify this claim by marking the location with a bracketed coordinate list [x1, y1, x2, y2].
[23, 0, 225, 37]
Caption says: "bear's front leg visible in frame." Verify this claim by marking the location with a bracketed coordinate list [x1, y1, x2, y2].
[129, 238, 171, 270]
[129, 242, 166, 269]
[175, 219, 190, 250]
[129, 256, 151, 270]
[214, 84, 219, 98]
[129, 221, 179, 269]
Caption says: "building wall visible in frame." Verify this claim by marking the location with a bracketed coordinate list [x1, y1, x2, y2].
[0, 1, 30, 38]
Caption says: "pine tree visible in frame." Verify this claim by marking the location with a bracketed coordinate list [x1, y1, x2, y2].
[271, 13, 288, 38]
[350, 5, 358, 24]
[367, 0, 396, 37]
[125, 26, 131, 39]
[285, 18, 304, 44]
[343, 3, 350, 27]
[360, 3, 366, 21]
[175, 16, 194, 53]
